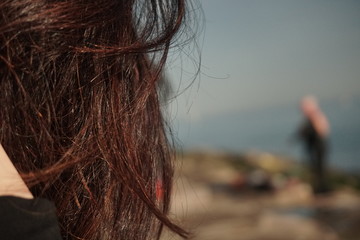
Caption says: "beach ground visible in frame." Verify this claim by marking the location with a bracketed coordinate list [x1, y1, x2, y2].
[161, 151, 360, 240]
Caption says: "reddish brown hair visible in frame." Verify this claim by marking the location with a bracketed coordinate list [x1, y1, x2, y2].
[0, 0, 190, 239]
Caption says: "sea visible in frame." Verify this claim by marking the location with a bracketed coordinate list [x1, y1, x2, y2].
[174, 96, 360, 174]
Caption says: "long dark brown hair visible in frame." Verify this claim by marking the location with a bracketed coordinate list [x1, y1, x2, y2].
[0, 0, 191, 239]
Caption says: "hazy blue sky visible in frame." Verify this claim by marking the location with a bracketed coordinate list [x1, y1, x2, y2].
[168, 0, 360, 122]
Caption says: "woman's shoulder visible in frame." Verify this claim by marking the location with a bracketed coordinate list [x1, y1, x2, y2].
[0, 145, 62, 239]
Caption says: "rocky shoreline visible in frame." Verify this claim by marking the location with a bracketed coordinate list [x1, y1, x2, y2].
[161, 150, 360, 240]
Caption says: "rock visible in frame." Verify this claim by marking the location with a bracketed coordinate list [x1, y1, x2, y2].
[274, 182, 313, 207]
[170, 177, 212, 218]
[258, 210, 339, 240]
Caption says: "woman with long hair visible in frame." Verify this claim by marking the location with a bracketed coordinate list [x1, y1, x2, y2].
[0, 0, 191, 239]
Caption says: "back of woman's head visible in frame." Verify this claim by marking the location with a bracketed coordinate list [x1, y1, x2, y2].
[0, 0, 189, 239]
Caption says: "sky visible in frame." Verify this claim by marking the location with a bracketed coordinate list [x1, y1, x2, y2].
[167, 0, 360, 122]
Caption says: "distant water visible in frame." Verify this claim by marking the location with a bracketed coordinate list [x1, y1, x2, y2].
[174, 96, 360, 173]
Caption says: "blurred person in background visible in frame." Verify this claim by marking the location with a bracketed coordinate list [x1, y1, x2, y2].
[297, 96, 331, 194]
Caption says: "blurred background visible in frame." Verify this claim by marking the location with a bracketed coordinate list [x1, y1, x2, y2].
[162, 1, 360, 240]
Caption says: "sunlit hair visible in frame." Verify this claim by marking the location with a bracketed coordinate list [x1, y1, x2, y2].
[0, 0, 190, 239]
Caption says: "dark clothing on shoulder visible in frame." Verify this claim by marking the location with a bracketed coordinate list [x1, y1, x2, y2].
[0, 196, 62, 240]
